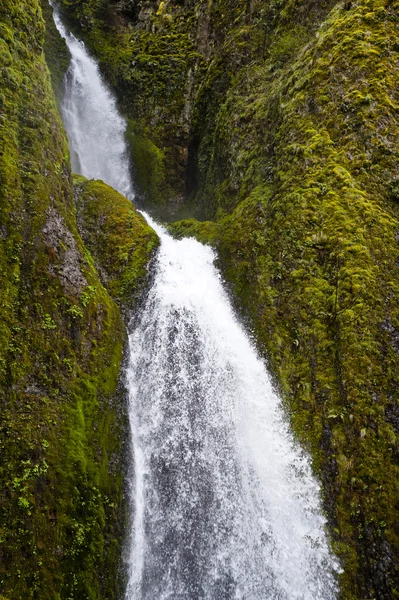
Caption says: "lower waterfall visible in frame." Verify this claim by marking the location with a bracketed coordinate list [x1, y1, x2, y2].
[52, 4, 340, 599]
[125, 220, 339, 600]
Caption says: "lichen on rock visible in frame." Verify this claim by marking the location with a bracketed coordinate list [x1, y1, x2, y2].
[43, 206, 88, 295]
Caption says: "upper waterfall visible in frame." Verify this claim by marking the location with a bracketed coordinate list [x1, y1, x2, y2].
[51, 5, 135, 200]
[51, 4, 341, 598]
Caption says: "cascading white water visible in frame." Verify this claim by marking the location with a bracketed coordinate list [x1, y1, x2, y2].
[51, 4, 340, 598]
[51, 6, 134, 200]
[125, 222, 340, 600]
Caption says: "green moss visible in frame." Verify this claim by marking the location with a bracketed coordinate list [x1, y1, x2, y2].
[126, 120, 169, 210]
[268, 25, 308, 69]
[205, 1, 399, 596]
[41, 0, 71, 102]
[73, 175, 159, 309]
[59, 0, 205, 210]
[0, 2, 156, 597]
[168, 218, 220, 246]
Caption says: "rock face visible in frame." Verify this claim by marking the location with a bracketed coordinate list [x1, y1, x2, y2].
[0, 1, 158, 598]
[42, 206, 88, 295]
[56, 0, 399, 598]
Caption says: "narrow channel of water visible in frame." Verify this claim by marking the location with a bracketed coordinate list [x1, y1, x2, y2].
[51, 5, 340, 598]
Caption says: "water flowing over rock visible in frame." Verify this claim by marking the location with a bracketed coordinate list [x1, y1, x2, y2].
[52, 6, 340, 598]
[126, 218, 340, 600]
[52, 6, 135, 200]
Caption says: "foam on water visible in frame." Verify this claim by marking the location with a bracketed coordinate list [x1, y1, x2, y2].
[125, 219, 340, 600]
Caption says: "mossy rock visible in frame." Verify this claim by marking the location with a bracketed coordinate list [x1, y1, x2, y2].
[73, 175, 160, 311]
[0, 2, 157, 598]
[126, 119, 169, 211]
[208, 2, 399, 597]
[168, 218, 220, 246]
[41, 0, 71, 103]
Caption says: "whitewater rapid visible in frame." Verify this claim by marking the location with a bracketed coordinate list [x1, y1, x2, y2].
[51, 4, 340, 598]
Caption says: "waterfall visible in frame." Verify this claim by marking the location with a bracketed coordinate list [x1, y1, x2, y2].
[51, 6, 134, 200]
[125, 222, 340, 600]
[51, 5, 340, 599]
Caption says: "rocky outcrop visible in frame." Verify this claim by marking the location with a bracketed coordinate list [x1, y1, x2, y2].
[73, 175, 159, 315]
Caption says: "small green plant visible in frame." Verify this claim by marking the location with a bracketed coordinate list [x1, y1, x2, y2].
[66, 304, 84, 319]
[80, 285, 96, 307]
[41, 314, 56, 330]
[18, 497, 30, 511]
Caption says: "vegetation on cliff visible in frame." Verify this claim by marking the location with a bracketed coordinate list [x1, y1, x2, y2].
[57, 0, 399, 598]
[0, 1, 157, 597]
[57, 0, 209, 212]
[41, 0, 71, 103]
[73, 175, 159, 312]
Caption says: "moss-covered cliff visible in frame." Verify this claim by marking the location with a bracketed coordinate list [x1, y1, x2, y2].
[73, 176, 159, 314]
[56, 0, 399, 598]
[217, 5, 399, 598]
[0, 1, 157, 597]
[41, 0, 71, 103]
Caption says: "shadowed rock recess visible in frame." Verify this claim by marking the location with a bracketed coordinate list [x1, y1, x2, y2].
[1, 0, 399, 598]
[0, 1, 158, 598]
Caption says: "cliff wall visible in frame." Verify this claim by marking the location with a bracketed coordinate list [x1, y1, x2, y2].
[0, 1, 158, 597]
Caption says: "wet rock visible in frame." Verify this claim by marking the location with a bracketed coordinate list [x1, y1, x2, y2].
[381, 318, 399, 354]
[42, 206, 87, 296]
